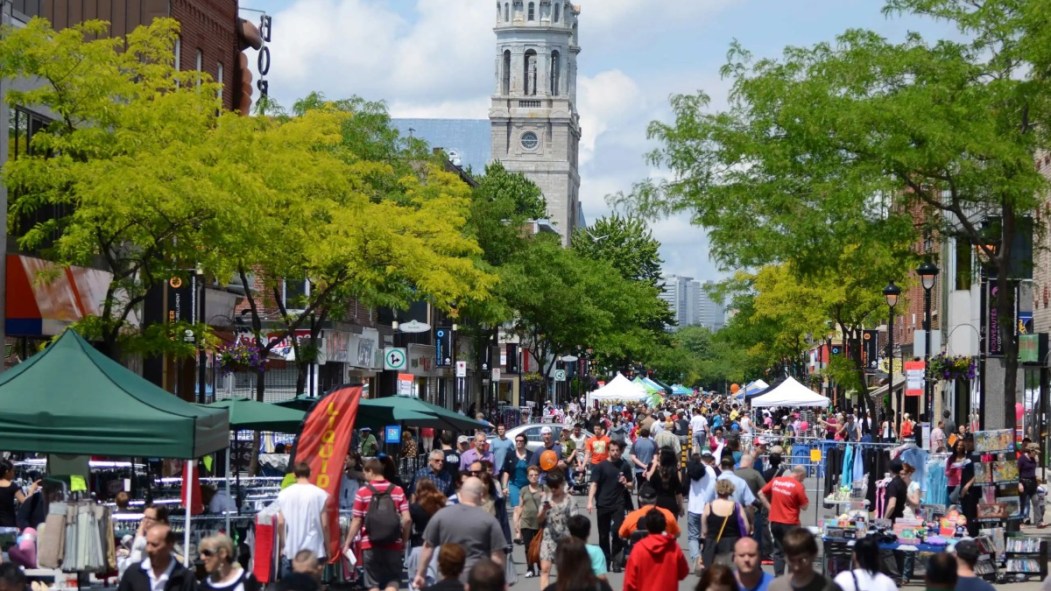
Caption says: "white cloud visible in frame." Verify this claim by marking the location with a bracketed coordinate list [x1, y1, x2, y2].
[578, 69, 643, 166]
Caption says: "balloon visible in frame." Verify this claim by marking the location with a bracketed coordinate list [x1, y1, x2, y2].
[539, 449, 558, 471]
[730, 384, 740, 394]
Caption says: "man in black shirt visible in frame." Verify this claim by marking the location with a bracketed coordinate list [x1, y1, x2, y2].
[587, 439, 634, 572]
[883, 460, 912, 583]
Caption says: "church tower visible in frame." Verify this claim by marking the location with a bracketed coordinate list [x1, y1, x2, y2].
[490, 1, 582, 245]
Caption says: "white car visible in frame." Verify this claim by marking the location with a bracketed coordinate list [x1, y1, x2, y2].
[489, 423, 593, 453]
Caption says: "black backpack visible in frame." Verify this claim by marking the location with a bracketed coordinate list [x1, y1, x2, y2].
[364, 484, 402, 545]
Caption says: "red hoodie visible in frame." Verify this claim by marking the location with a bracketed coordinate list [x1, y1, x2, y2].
[623, 533, 688, 591]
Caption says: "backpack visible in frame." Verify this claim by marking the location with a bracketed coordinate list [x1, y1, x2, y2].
[364, 484, 402, 545]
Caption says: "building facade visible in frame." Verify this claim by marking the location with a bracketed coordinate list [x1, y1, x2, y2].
[489, 0, 582, 245]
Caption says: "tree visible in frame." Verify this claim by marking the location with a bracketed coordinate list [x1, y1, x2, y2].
[2, 18, 244, 358]
[628, 0, 1043, 426]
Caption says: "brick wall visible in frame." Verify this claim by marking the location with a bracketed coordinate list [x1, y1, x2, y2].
[1033, 151, 1051, 334]
[170, 0, 238, 112]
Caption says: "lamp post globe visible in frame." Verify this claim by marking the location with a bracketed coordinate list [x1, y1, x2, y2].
[883, 282, 902, 308]
[917, 261, 940, 291]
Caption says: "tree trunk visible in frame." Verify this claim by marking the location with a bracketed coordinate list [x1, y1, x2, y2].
[996, 202, 1018, 432]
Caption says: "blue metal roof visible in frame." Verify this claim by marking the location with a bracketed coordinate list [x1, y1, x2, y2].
[391, 119, 492, 175]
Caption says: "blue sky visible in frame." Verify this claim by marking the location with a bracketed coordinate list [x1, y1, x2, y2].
[240, 0, 956, 283]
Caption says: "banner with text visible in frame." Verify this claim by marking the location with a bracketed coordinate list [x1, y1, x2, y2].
[292, 384, 362, 563]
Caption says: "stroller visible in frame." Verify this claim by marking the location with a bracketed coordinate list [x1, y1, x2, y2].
[569, 461, 589, 495]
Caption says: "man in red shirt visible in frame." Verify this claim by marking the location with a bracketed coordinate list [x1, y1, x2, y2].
[344, 458, 411, 591]
[760, 465, 808, 577]
[623, 509, 688, 591]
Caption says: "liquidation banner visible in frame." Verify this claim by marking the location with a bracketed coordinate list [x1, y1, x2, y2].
[293, 384, 362, 562]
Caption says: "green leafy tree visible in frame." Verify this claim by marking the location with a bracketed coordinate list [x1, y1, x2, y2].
[2, 18, 242, 358]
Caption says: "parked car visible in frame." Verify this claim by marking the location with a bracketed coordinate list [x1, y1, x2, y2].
[489, 423, 593, 453]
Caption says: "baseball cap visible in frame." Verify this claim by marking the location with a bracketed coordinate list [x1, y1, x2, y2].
[700, 450, 714, 458]
[457, 435, 470, 445]
[360, 427, 372, 432]
[540, 426, 553, 435]
[954, 539, 980, 564]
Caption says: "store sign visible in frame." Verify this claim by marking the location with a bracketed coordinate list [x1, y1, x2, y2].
[1019, 333, 1048, 365]
[435, 326, 452, 366]
[407, 344, 435, 376]
[397, 373, 414, 397]
[351, 329, 381, 369]
[904, 360, 925, 397]
[256, 14, 272, 98]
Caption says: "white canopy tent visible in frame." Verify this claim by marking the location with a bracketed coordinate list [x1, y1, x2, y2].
[750, 376, 831, 408]
[587, 373, 648, 405]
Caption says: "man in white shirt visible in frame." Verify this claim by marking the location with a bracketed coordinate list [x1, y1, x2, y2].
[277, 462, 330, 576]
[685, 451, 717, 572]
[690, 409, 708, 456]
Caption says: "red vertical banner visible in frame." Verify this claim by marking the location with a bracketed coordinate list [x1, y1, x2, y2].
[293, 384, 362, 563]
[181, 461, 203, 515]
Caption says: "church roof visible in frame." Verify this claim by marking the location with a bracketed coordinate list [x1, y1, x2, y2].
[391, 119, 492, 175]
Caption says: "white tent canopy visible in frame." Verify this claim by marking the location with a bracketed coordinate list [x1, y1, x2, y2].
[587, 373, 648, 406]
[750, 377, 831, 408]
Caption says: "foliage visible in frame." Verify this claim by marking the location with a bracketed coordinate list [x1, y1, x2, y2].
[927, 353, 977, 381]
[571, 214, 664, 286]
[1, 18, 236, 357]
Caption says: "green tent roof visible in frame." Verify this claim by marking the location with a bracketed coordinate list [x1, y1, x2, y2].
[203, 398, 304, 433]
[358, 396, 489, 431]
[0, 330, 228, 458]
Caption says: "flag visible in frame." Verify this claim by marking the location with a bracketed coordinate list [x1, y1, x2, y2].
[181, 460, 204, 516]
[291, 384, 362, 563]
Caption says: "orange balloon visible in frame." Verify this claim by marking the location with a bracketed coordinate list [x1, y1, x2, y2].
[730, 384, 740, 394]
[539, 449, 558, 471]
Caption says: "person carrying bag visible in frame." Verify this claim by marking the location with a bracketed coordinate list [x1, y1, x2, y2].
[700, 479, 750, 569]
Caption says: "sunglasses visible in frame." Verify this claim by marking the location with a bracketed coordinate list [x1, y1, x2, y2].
[200, 549, 215, 558]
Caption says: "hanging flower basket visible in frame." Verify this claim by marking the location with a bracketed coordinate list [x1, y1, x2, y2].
[927, 354, 976, 381]
[217, 342, 268, 373]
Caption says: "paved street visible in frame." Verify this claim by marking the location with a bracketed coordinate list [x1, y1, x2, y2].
[504, 477, 1051, 590]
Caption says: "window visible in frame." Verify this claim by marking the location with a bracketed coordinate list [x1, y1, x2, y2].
[550, 51, 560, 96]
[282, 278, 311, 311]
[524, 49, 537, 96]
[502, 50, 511, 95]
[554, 2, 560, 21]
[174, 38, 181, 70]
[10, 107, 66, 249]
[217, 62, 224, 100]
[528, 2, 535, 20]
[521, 131, 539, 150]
[504, 2, 509, 21]
[195, 49, 203, 88]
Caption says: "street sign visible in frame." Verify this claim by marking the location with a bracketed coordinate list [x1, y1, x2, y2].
[384, 425, 402, 444]
[554, 369, 567, 382]
[384, 347, 407, 371]
[492, 368, 501, 381]
[456, 361, 467, 377]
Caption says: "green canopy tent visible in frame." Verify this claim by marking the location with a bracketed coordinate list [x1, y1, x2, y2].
[273, 395, 316, 412]
[0, 329, 229, 564]
[204, 398, 305, 433]
[276, 392, 489, 432]
[0, 330, 228, 457]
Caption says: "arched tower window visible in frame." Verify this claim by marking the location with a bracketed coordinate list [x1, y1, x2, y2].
[504, 2, 510, 21]
[550, 51, 561, 96]
[528, 2, 535, 20]
[554, 2, 560, 22]
[502, 50, 511, 95]
[524, 49, 538, 96]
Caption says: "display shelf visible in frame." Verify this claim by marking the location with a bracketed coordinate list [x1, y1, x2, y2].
[1001, 537, 1047, 580]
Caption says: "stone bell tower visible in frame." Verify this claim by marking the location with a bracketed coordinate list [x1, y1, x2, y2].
[490, 0, 582, 245]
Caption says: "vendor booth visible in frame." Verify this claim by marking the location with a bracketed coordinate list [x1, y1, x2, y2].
[587, 374, 647, 406]
[0, 329, 229, 573]
[749, 377, 831, 408]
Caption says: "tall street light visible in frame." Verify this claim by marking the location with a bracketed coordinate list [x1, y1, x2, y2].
[884, 281, 902, 434]
[918, 261, 940, 445]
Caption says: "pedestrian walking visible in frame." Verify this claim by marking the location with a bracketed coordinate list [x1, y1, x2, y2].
[760, 465, 808, 577]
[733, 538, 773, 591]
[622, 509, 688, 591]
[766, 528, 839, 591]
[411, 478, 506, 589]
[537, 469, 578, 589]
[459, 433, 494, 471]
[629, 428, 657, 490]
[831, 536, 895, 591]
[701, 479, 750, 569]
[343, 458, 411, 591]
[686, 451, 715, 573]
[513, 466, 544, 578]
[421, 544, 465, 591]
[541, 537, 613, 591]
[198, 534, 259, 591]
[644, 447, 683, 518]
[116, 525, 196, 591]
[411, 450, 453, 497]
[276, 463, 329, 575]
[489, 423, 515, 478]
[586, 438, 633, 572]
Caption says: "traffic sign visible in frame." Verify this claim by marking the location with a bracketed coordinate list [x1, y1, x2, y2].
[384, 347, 407, 371]
[456, 361, 467, 378]
[554, 369, 567, 382]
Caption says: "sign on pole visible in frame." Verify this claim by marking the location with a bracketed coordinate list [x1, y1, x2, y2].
[455, 360, 467, 378]
[904, 360, 924, 397]
[554, 369, 567, 382]
[384, 347, 407, 371]
[492, 368, 501, 381]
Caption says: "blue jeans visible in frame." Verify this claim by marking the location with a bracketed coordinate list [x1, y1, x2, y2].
[753, 506, 769, 558]
[687, 512, 702, 563]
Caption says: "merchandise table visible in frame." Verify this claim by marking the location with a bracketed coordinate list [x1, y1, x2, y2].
[822, 537, 949, 576]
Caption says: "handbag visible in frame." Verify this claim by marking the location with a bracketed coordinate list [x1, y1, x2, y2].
[701, 505, 734, 567]
[527, 528, 544, 565]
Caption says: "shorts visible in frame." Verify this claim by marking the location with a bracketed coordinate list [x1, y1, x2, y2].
[363, 547, 404, 589]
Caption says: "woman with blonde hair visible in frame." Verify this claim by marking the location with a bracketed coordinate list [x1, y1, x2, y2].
[700, 479, 749, 570]
[198, 534, 258, 591]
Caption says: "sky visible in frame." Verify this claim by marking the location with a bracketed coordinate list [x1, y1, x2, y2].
[239, 0, 955, 285]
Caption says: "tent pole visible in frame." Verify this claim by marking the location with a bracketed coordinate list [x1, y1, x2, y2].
[184, 459, 193, 566]
[225, 446, 232, 534]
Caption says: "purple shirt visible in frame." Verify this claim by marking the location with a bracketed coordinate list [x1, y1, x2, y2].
[459, 448, 494, 471]
[1019, 453, 1037, 479]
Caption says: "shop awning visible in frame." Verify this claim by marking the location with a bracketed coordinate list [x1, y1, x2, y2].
[5, 254, 112, 337]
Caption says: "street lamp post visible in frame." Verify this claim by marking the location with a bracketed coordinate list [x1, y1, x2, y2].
[884, 281, 902, 435]
[918, 261, 940, 446]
